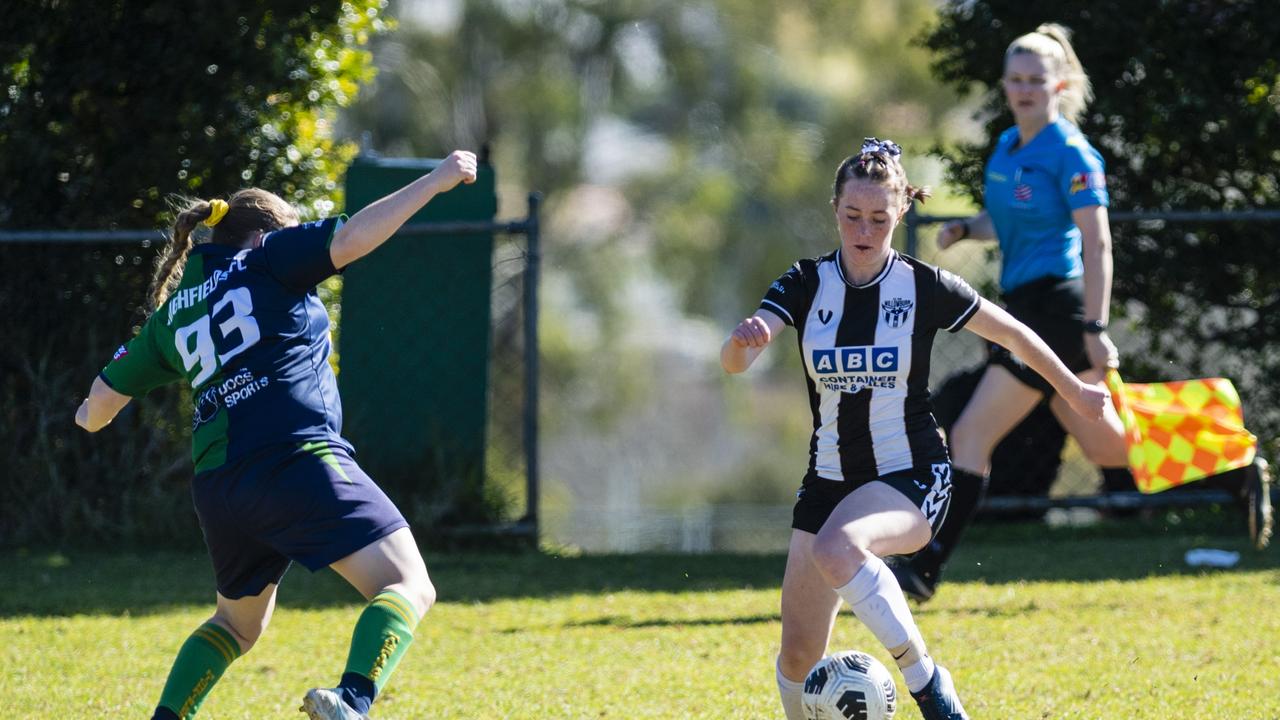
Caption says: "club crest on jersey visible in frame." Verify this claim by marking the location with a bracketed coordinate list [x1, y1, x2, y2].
[881, 298, 913, 328]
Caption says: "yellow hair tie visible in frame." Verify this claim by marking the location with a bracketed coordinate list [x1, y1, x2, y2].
[203, 199, 229, 227]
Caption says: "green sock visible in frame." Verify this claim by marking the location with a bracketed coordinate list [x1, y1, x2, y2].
[156, 622, 241, 719]
[343, 590, 419, 693]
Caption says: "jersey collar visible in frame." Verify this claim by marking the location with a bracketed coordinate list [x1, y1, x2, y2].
[1004, 116, 1072, 155]
[835, 249, 897, 289]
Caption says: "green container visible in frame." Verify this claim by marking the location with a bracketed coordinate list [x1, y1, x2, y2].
[339, 156, 497, 500]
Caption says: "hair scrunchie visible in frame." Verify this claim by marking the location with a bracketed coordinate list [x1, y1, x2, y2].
[859, 137, 901, 158]
[203, 199, 229, 227]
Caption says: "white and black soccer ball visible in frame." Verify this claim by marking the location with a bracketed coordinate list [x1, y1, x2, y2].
[800, 650, 897, 720]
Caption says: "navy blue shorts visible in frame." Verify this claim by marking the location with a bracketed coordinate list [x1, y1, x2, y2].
[792, 463, 955, 539]
[192, 442, 408, 599]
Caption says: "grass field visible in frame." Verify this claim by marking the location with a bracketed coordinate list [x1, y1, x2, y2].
[2, 514, 1278, 719]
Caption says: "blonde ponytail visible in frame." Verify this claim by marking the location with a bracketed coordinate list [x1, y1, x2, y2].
[1007, 23, 1093, 124]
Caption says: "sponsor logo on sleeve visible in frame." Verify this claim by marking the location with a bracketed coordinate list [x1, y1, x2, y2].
[1069, 171, 1106, 195]
[112, 345, 129, 361]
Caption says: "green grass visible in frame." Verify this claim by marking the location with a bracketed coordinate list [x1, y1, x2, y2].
[2, 518, 1279, 718]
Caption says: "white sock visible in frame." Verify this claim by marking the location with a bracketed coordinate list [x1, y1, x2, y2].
[776, 657, 805, 720]
[835, 556, 936, 693]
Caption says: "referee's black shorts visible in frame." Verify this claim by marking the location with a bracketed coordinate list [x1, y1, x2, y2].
[988, 274, 1093, 394]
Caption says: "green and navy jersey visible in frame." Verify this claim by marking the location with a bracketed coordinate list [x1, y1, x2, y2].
[100, 217, 348, 472]
[984, 117, 1109, 292]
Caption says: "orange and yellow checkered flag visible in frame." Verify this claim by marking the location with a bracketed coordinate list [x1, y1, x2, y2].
[1105, 369, 1257, 494]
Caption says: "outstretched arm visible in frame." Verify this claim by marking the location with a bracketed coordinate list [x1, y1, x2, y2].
[721, 310, 786, 374]
[963, 298, 1108, 419]
[329, 150, 479, 269]
[75, 376, 132, 432]
[937, 210, 995, 250]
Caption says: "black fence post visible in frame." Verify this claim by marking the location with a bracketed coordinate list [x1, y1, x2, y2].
[522, 192, 542, 541]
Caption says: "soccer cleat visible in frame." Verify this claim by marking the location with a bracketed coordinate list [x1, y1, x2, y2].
[1246, 457, 1273, 551]
[910, 665, 969, 720]
[887, 555, 937, 603]
[300, 688, 368, 720]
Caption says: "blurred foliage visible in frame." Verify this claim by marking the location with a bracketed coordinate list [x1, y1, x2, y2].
[920, 0, 1280, 453]
[350, 0, 964, 441]
[0, 0, 389, 547]
[0, 0, 389, 227]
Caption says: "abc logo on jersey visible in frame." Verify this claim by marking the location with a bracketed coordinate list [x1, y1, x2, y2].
[811, 346, 899, 374]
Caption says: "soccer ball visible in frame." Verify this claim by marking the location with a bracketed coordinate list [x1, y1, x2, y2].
[800, 650, 897, 720]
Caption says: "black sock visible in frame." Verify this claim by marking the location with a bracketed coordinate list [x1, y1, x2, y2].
[911, 468, 989, 580]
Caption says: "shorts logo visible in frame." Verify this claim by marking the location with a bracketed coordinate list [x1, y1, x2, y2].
[812, 346, 898, 374]
[881, 298, 913, 328]
[920, 463, 953, 525]
[771, 280, 786, 294]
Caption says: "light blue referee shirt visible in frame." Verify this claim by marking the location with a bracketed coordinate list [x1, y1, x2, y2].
[984, 117, 1109, 292]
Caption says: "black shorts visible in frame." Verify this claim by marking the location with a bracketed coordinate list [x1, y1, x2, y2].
[792, 463, 955, 538]
[988, 275, 1092, 394]
[192, 442, 408, 599]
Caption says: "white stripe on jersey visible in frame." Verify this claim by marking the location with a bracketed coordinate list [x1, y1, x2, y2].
[869, 259, 917, 475]
[945, 295, 980, 332]
[760, 299, 794, 325]
[809, 260, 848, 479]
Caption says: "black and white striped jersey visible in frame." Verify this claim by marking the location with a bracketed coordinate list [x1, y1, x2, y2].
[759, 250, 980, 483]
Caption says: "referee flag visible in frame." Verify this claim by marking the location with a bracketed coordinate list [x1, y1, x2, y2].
[1105, 369, 1257, 494]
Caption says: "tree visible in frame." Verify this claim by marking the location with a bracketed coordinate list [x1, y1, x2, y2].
[0, 0, 388, 546]
[919, 0, 1280, 452]
[345, 0, 967, 519]
[351, 0, 960, 380]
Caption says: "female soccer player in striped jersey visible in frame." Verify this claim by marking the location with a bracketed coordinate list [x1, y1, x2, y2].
[722, 138, 1108, 720]
[75, 150, 477, 720]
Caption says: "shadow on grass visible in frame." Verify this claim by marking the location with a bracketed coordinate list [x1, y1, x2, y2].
[1, 513, 1276, 618]
[560, 613, 780, 630]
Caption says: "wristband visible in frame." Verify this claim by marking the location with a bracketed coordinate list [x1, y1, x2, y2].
[1083, 319, 1107, 334]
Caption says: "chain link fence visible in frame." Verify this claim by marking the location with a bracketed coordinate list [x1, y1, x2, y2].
[905, 206, 1280, 516]
[0, 196, 540, 548]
